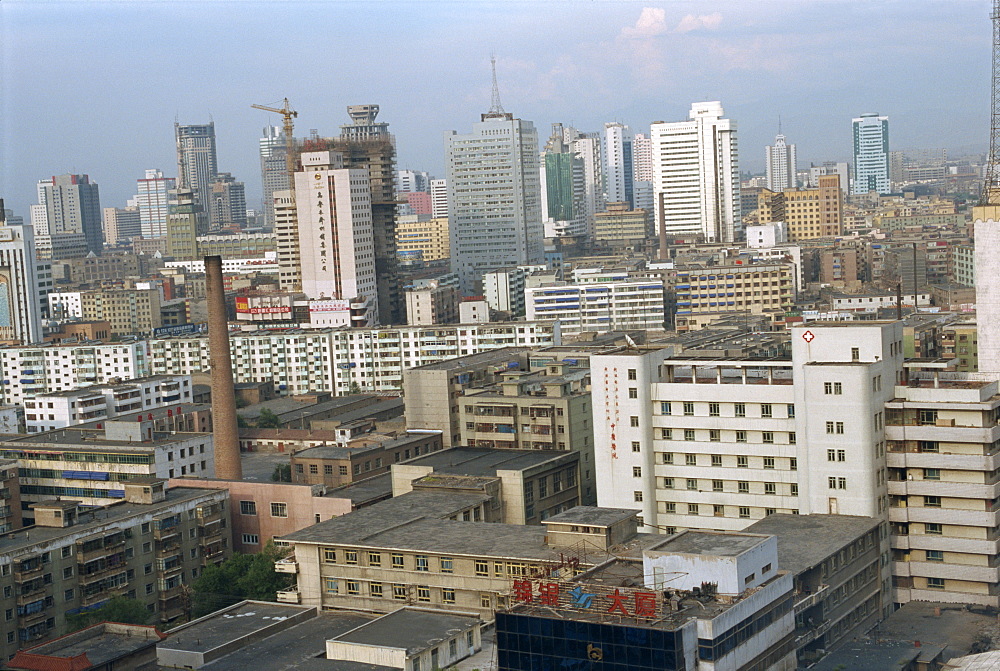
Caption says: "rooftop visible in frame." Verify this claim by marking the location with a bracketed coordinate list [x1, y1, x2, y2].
[3, 426, 206, 450]
[161, 601, 316, 654]
[405, 347, 527, 372]
[325, 473, 393, 506]
[8, 623, 165, 671]
[744, 513, 881, 575]
[544, 507, 638, 528]
[648, 530, 767, 557]
[332, 608, 481, 656]
[403, 447, 576, 477]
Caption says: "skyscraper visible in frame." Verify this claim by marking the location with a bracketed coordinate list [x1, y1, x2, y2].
[651, 101, 740, 247]
[397, 170, 430, 194]
[175, 122, 219, 214]
[563, 126, 604, 237]
[166, 187, 208, 261]
[541, 123, 586, 238]
[445, 108, 543, 294]
[430, 179, 449, 219]
[134, 169, 175, 238]
[0, 202, 44, 344]
[294, 151, 378, 324]
[259, 125, 288, 229]
[102, 206, 141, 244]
[603, 122, 634, 208]
[852, 113, 890, 195]
[765, 132, 797, 191]
[632, 132, 653, 182]
[42, 174, 103, 255]
[208, 173, 247, 230]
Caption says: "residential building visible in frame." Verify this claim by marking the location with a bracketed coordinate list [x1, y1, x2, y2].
[590, 321, 903, 532]
[541, 123, 587, 239]
[756, 175, 843, 241]
[808, 161, 850, 192]
[651, 102, 740, 243]
[563, 126, 604, 236]
[259, 125, 288, 229]
[175, 122, 218, 214]
[8, 622, 165, 671]
[953, 244, 975, 287]
[0, 458, 22, 533]
[525, 281, 666, 336]
[0, 481, 229, 660]
[207, 173, 247, 230]
[101, 206, 141, 245]
[603, 122, 634, 209]
[673, 261, 794, 328]
[80, 287, 162, 336]
[445, 109, 544, 295]
[765, 132, 797, 191]
[483, 267, 530, 316]
[405, 280, 458, 325]
[820, 248, 863, 288]
[852, 113, 890, 195]
[134, 169, 175, 239]
[594, 202, 651, 251]
[196, 232, 275, 258]
[0, 210, 44, 344]
[430, 178, 448, 219]
[291, 432, 445, 488]
[396, 215, 450, 264]
[939, 322, 978, 372]
[40, 174, 102, 257]
[632, 132, 653, 182]
[166, 187, 208, 261]
[273, 190, 299, 291]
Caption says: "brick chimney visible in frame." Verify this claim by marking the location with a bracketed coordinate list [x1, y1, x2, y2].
[206, 255, 242, 480]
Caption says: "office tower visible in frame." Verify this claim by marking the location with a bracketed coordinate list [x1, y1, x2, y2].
[0, 203, 43, 344]
[273, 190, 300, 291]
[42, 173, 103, 255]
[445, 110, 544, 294]
[603, 122, 634, 208]
[316, 105, 401, 325]
[541, 123, 586, 238]
[166, 187, 208, 260]
[175, 121, 219, 213]
[397, 169, 430, 194]
[808, 161, 850, 191]
[260, 125, 288, 228]
[757, 174, 843, 241]
[430, 178, 449, 219]
[632, 132, 653, 182]
[102, 206, 141, 244]
[134, 168, 175, 238]
[651, 101, 740, 245]
[294, 151, 378, 324]
[852, 113, 890, 195]
[765, 132, 797, 191]
[563, 126, 604, 236]
[208, 172, 247, 230]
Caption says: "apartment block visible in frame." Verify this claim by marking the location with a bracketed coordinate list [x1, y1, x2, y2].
[80, 288, 162, 336]
[757, 175, 843, 241]
[291, 432, 445, 488]
[939, 322, 978, 372]
[593, 202, 650, 251]
[673, 262, 794, 328]
[405, 281, 458, 326]
[525, 281, 666, 336]
[24, 375, 192, 433]
[0, 459, 22, 534]
[396, 215, 450, 264]
[0, 481, 230, 661]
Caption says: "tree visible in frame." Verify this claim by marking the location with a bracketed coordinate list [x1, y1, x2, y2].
[237, 414, 250, 428]
[255, 409, 281, 429]
[191, 543, 292, 618]
[271, 463, 291, 482]
[66, 596, 151, 631]
[348, 382, 362, 395]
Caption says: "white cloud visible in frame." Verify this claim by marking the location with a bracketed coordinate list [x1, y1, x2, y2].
[621, 7, 668, 38]
[675, 12, 723, 34]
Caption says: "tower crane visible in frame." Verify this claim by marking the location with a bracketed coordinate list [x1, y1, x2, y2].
[252, 98, 298, 187]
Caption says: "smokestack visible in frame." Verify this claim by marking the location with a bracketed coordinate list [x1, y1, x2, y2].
[206, 255, 242, 480]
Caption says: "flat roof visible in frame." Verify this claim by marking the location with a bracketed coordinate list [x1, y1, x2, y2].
[650, 530, 767, 557]
[405, 347, 527, 372]
[161, 602, 315, 654]
[325, 473, 393, 506]
[3, 427, 207, 449]
[0, 486, 222, 555]
[333, 608, 480, 655]
[11, 623, 164, 669]
[403, 446, 575, 477]
[744, 514, 881, 575]
[292, 443, 385, 460]
[544, 507, 637, 527]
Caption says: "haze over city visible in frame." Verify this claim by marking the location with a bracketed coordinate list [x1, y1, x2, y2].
[1, 0, 992, 214]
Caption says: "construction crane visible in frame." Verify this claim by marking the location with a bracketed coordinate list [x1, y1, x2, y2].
[982, 0, 1000, 205]
[251, 98, 298, 187]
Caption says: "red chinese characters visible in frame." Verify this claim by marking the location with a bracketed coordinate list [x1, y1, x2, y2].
[538, 582, 560, 606]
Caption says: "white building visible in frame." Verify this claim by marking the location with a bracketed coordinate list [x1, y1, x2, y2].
[745, 222, 787, 249]
[295, 151, 378, 325]
[445, 113, 544, 295]
[0, 216, 44, 344]
[563, 126, 604, 236]
[163, 253, 278, 275]
[765, 133, 797, 191]
[429, 178, 448, 219]
[24, 374, 192, 433]
[102, 205, 141, 244]
[852, 113, 890, 195]
[603, 122, 633, 208]
[591, 322, 902, 533]
[134, 169, 175, 238]
[48, 291, 84, 320]
[483, 267, 529, 316]
[396, 169, 430, 194]
[525, 280, 666, 336]
[632, 132, 653, 182]
[651, 102, 740, 243]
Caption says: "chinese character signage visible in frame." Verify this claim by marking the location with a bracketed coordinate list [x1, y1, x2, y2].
[510, 579, 661, 619]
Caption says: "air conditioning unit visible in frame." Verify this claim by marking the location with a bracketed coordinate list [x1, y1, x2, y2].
[935, 418, 955, 427]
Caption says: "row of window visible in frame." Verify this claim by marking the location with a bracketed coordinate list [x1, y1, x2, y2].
[239, 501, 286, 517]
[661, 453, 797, 470]
[656, 428, 797, 445]
[656, 402, 795, 419]
[660, 502, 795, 519]
[661, 478, 798, 497]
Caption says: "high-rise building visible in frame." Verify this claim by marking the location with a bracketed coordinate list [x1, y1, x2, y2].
[319, 105, 401, 325]
[632, 132, 653, 182]
[430, 178, 449, 219]
[0, 203, 43, 344]
[603, 122, 634, 208]
[41, 173, 103, 255]
[757, 174, 843, 241]
[397, 169, 430, 194]
[208, 172, 247, 230]
[134, 168, 175, 238]
[166, 187, 209, 261]
[541, 123, 586, 238]
[273, 190, 300, 291]
[445, 109, 543, 294]
[651, 101, 740, 245]
[852, 113, 890, 195]
[175, 122, 219, 214]
[563, 126, 604, 237]
[260, 125, 288, 229]
[765, 132, 797, 191]
[102, 205, 141, 244]
[294, 151, 378, 324]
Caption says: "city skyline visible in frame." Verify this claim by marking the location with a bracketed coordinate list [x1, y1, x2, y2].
[0, 0, 992, 216]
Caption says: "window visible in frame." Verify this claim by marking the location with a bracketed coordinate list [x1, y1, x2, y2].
[663, 477, 674, 489]
[851, 347, 860, 361]
[789, 432, 797, 445]
[242, 534, 259, 545]
[761, 404, 772, 418]
[684, 429, 695, 441]
[633, 466, 642, 478]
[630, 416, 639, 427]
[417, 585, 431, 602]
[664, 502, 676, 514]
[925, 495, 942, 507]
[711, 454, 722, 467]
[344, 550, 358, 565]
[737, 455, 748, 468]
[391, 553, 404, 569]
[736, 431, 747, 443]
[709, 403, 720, 417]
[324, 465, 333, 475]
[714, 504, 725, 517]
[919, 441, 939, 453]
[309, 464, 318, 475]
[440, 557, 454, 573]
[325, 579, 338, 594]
[686, 478, 698, 491]
[926, 523, 943, 535]
[660, 402, 671, 415]
[628, 368, 637, 380]
[475, 560, 489, 576]
[239, 501, 256, 516]
[763, 432, 774, 444]
[628, 387, 638, 399]
[370, 583, 383, 597]
[324, 548, 337, 563]
[924, 468, 941, 481]
[735, 403, 746, 417]
[443, 588, 456, 603]
[346, 580, 361, 595]
[739, 507, 751, 519]
[763, 457, 775, 469]
[415, 555, 429, 571]
[368, 552, 382, 566]
[790, 483, 799, 497]
[683, 402, 695, 416]
[824, 382, 843, 395]
[270, 502, 288, 518]
[687, 503, 699, 515]
[919, 409, 938, 425]
[685, 453, 697, 466]
[339, 465, 348, 475]
[926, 550, 944, 562]
[764, 482, 776, 495]
[634, 491, 643, 502]
[927, 577, 945, 589]
[787, 404, 795, 418]
[662, 452, 674, 464]
[661, 428, 673, 440]
[712, 479, 723, 492]
[738, 481, 749, 493]
[480, 594, 492, 608]
[632, 441, 641, 452]
[393, 584, 407, 600]
[295, 464, 303, 474]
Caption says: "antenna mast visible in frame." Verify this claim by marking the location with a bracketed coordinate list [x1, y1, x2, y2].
[982, 0, 1000, 205]
[483, 55, 513, 121]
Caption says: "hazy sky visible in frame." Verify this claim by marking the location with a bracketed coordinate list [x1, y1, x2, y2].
[0, 0, 993, 217]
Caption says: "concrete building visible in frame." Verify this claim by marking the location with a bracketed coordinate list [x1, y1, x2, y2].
[175, 122, 218, 215]
[541, 123, 587, 239]
[273, 189, 300, 291]
[291, 432, 444, 488]
[594, 201, 651, 251]
[207, 172, 247, 230]
[591, 322, 903, 532]
[195, 232, 275, 258]
[396, 215, 450, 264]
[101, 206, 141, 245]
[563, 126, 604, 237]
[166, 187, 208, 261]
[766, 132, 797, 191]
[757, 175, 843, 241]
[852, 113, 891, 195]
[673, 262, 795, 329]
[8, 621, 165, 671]
[134, 169, 175, 239]
[940, 322, 978, 372]
[0, 209, 44, 344]
[525, 280, 666, 336]
[80, 287, 162, 336]
[603, 122, 634, 209]
[651, 102, 740, 244]
[39, 174, 103, 257]
[0, 481, 229, 660]
[445, 110, 544, 295]
[0, 457, 22, 534]
[404, 280, 458, 325]
[430, 178, 448, 219]
[820, 247, 862, 288]
[483, 267, 529, 316]
[259, 125, 288, 229]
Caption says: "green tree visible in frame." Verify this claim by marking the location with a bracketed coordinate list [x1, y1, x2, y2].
[237, 414, 250, 428]
[348, 382, 362, 395]
[255, 408, 281, 429]
[66, 596, 151, 631]
[271, 463, 291, 482]
[191, 543, 292, 617]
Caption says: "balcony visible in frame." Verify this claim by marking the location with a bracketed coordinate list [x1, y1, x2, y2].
[199, 519, 223, 539]
[274, 558, 298, 574]
[276, 585, 300, 604]
[14, 557, 44, 580]
[17, 585, 48, 606]
[793, 584, 829, 615]
[158, 585, 184, 601]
